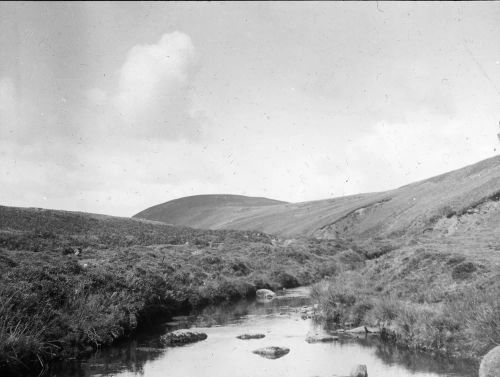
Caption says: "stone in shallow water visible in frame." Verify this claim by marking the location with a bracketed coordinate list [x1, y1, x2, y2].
[347, 326, 368, 334]
[252, 346, 290, 359]
[347, 326, 380, 336]
[256, 289, 276, 300]
[161, 329, 207, 346]
[237, 333, 266, 340]
[305, 330, 338, 343]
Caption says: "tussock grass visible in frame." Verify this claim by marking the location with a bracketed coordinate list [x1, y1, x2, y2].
[311, 243, 500, 361]
[0, 288, 57, 372]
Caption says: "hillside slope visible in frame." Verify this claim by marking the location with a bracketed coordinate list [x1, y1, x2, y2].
[134, 194, 288, 229]
[135, 155, 500, 239]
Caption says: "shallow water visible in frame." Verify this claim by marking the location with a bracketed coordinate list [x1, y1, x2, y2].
[48, 287, 477, 377]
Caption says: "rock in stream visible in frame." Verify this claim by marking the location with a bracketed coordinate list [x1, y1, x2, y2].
[237, 333, 266, 340]
[252, 346, 290, 359]
[256, 289, 276, 300]
[305, 330, 338, 343]
[479, 345, 500, 377]
[161, 329, 207, 346]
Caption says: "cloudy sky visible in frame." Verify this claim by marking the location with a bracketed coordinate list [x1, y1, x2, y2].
[1, 2, 499, 216]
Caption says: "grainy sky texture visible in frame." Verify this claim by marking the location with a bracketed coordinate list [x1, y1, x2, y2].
[1, 2, 499, 216]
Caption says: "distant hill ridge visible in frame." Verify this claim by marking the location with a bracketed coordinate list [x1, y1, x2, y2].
[134, 194, 286, 228]
[134, 155, 500, 239]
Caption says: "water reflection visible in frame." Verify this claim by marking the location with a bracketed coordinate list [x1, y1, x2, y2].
[47, 287, 477, 377]
[337, 337, 477, 376]
[48, 342, 163, 377]
[371, 340, 477, 375]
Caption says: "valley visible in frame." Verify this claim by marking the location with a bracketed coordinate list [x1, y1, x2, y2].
[1, 155, 499, 376]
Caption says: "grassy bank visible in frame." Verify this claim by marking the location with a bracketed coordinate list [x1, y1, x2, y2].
[0, 206, 356, 376]
[310, 235, 500, 362]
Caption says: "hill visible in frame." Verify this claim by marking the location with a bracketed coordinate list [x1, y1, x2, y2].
[134, 194, 286, 228]
[134, 155, 500, 240]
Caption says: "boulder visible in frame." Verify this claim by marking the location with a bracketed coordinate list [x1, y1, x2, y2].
[480, 346, 500, 377]
[253, 346, 290, 359]
[347, 326, 379, 334]
[237, 333, 266, 340]
[350, 364, 368, 377]
[256, 289, 276, 300]
[347, 326, 368, 334]
[305, 330, 339, 343]
[161, 329, 207, 346]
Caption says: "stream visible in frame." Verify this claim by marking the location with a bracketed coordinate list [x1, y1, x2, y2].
[48, 287, 477, 377]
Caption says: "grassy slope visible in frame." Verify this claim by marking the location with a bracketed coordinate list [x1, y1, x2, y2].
[135, 155, 500, 239]
[0, 205, 357, 376]
[309, 195, 500, 362]
[134, 194, 288, 229]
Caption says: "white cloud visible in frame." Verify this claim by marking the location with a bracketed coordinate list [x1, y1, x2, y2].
[115, 32, 194, 114]
[0, 32, 214, 215]
[86, 87, 108, 105]
[299, 58, 457, 125]
[88, 31, 204, 141]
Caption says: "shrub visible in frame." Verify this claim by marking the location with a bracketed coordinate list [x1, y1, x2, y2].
[351, 301, 373, 325]
[338, 249, 364, 268]
[451, 262, 477, 280]
[230, 261, 250, 276]
[316, 261, 338, 278]
[271, 270, 299, 288]
[371, 296, 400, 323]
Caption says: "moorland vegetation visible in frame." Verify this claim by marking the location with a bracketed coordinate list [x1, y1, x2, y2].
[0, 206, 356, 376]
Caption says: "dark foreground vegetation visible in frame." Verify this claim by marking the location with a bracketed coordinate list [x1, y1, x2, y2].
[0, 206, 357, 376]
[311, 234, 500, 363]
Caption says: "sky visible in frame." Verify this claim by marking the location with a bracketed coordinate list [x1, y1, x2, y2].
[1, 2, 500, 216]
